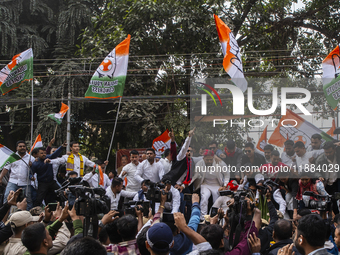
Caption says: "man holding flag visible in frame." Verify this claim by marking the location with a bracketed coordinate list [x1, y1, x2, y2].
[45, 141, 108, 178]
[83, 160, 111, 189]
[0, 141, 35, 210]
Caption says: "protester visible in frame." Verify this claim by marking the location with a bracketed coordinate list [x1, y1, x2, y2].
[135, 148, 164, 184]
[281, 140, 296, 168]
[241, 142, 266, 167]
[105, 177, 137, 210]
[119, 150, 142, 193]
[0, 140, 35, 210]
[82, 161, 111, 189]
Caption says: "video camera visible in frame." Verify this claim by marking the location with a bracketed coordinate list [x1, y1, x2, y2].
[256, 180, 279, 194]
[303, 191, 332, 212]
[144, 180, 172, 202]
[55, 177, 83, 204]
[124, 201, 150, 218]
[69, 185, 110, 217]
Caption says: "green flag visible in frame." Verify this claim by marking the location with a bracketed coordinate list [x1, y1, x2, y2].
[85, 35, 130, 99]
[0, 48, 33, 95]
[0, 144, 20, 171]
[323, 75, 340, 110]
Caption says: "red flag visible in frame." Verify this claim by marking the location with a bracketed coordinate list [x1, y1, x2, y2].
[256, 126, 267, 152]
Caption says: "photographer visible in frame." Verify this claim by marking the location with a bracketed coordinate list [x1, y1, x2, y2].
[257, 180, 286, 220]
[163, 193, 201, 255]
[161, 178, 180, 213]
[105, 177, 137, 211]
[174, 199, 260, 255]
[133, 179, 150, 202]
[256, 186, 279, 254]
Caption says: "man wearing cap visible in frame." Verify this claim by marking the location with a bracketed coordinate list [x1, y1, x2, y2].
[190, 149, 229, 219]
[4, 211, 40, 255]
[146, 222, 174, 255]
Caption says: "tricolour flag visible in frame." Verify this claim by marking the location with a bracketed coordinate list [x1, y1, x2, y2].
[30, 134, 43, 154]
[0, 48, 33, 95]
[322, 45, 340, 110]
[256, 125, 268, 152]
[48, 103, 69, 125]
[0, 144, 20, 171]
[214, 15, 247, 92]
[268, 109, 334, 148]
[152, 129, 172, 157]
[85, 35, 131, 99]
[94, 164, 104, 187]
[327, 119, 337, 139]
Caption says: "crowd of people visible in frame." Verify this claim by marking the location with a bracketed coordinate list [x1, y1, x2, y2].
[0, 128, 340, 255]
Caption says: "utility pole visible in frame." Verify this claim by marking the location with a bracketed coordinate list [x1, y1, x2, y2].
[67, 92, 71, 152]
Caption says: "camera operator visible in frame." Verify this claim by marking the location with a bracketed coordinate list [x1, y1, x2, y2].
[160, 178, 180, 213]
[174, 199, 260, 255]
[105, 177, 137, 211]
[133, 179, 150, 202]
[256, 185, 280, 254]
[256, 180, 286, 220]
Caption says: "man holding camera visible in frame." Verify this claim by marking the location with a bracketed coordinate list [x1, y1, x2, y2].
[105, 177, 137, 211]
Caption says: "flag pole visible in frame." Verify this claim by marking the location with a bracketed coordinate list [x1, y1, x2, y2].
[106, 97, 122, 163]
[53, 124, 58, 139]
[27, 78, 34, 197]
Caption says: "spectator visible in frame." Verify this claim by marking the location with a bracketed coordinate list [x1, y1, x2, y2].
[60, 237, 107, 255]
[291, 214, 328, 255]
[21, 223, 53, 255]
[208, 141, 223, 158]
[166, 193, 201, 255]
[106, 214, 140, 254]
[135, 148, 164, 184]
[146, 223, 174, 255]
[0, 140, 35, 210]
[4, 210, 39, 255]
[105, 177, 136, 210]
[264, 219, 294, 255]
[263, 144, 275, 164]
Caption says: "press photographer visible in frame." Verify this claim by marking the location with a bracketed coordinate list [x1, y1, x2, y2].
[256, 179, 286, 219]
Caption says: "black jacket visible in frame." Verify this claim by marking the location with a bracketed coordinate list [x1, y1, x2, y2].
[259, 200, 278, 253]
[241, 152, 266, 167]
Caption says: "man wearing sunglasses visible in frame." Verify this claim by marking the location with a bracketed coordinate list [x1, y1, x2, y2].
[241, 142, 266, 168]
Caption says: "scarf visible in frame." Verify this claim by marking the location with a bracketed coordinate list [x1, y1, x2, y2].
[183, 157, 192, 185]
[296, 179, 317, 200]
[66, 153, 84, 177]
[224, 147, 235, 157]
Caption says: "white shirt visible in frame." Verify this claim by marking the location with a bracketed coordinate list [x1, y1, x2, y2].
[49, 154, 95, 177]
[105, 186, 137, 210]
[295, 150, 323, 172]
[273, 189, 287, 215]
[135, 159, 164, 184]
[83, 172, 111, 189]
[281, 151, 296, 167]
[159, 158, 172, 175]
[119, 162, 140, 192]
[164, 185, 180, 213]
[6, 152, 35, 186]
[308, 248, 327, 255]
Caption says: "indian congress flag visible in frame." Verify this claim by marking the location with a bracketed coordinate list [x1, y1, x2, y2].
[48, 103, 69, 125]
[85, 35, 131, 99]
[322, 45, 340, 110]
[0, 48, 33, 95]
[0, 144, 20, 171]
